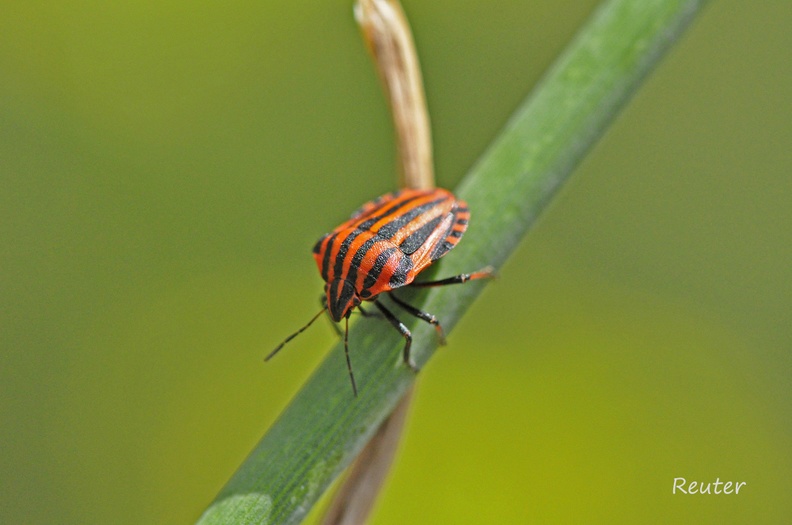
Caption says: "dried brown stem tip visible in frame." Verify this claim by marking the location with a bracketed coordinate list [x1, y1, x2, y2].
[320, 387, 414, 525]
[355, 0, 434, 190]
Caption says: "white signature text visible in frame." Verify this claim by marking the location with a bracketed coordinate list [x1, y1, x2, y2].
[673, 477, 746, 494]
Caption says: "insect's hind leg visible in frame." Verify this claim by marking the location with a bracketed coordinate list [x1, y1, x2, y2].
[374, 299, 418, 372]
[388, 293, 447, 346]
[408, 266, 496, 288]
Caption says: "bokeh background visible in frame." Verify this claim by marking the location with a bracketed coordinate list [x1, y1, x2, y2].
[2, 1, 790, 523]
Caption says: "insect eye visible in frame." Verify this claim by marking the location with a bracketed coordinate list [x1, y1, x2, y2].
[359, 290, 371, 299]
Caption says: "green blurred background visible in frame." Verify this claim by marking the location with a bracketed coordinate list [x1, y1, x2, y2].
[2, 1, 790, 523]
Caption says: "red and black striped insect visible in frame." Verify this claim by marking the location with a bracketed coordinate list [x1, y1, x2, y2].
[266, 187, 492, 395]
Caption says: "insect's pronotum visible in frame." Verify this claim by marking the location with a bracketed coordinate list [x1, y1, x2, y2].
[266, 188, 493, 395]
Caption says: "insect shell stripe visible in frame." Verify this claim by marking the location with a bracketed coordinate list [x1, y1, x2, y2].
[359, 190, 445, 235]
[360, 245, 399, 297]
[449, 209, 469, 239]
[339, 233, 413, 294]
[314, 232, 336, 282]
[454, 205, 470, 222]
[363, 243, 413, 293]
[315, 192, 419, 281]
[317, 231, 349, 281]
[357, 240, 413, 292]
[398, 214, 446, 255]
[375, 195, 451, 240]
[429, 202, 470, 261]
[328, 277, 355, 314]
[351, 191, 424, 231]
[332, 227, 371, 284]
[342, 231, 383, 285]
[387, 251, 413, 287]
[386, 197, 452, 245]
[349, 193, 387, 220]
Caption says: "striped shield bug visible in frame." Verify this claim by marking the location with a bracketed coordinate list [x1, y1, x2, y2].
[266, 188, 493, 396]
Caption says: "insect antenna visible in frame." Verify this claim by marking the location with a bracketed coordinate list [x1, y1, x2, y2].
[344, 316, 358, 396]
[265, 307, 326, 361]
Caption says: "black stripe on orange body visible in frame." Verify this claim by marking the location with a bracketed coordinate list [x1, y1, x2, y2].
[312, 188, 469, 322]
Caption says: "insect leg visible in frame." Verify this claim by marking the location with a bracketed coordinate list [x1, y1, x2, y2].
[344, 316, 358, 397]
[374, 299, 418, 372]
[408, 266, 496, 288]
[265, 307, 326, 361]
[388, 293, 447, 346]
[356, 304, 380, 318]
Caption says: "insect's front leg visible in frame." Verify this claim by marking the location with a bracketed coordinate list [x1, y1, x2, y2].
[356, 303, 380, 318]
[374, 299, 417, 372]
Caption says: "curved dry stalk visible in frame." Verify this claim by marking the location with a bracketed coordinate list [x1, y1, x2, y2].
[355, 0, 434, 189]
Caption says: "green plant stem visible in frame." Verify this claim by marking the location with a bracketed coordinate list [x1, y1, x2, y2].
[197, 1, 708, 524]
